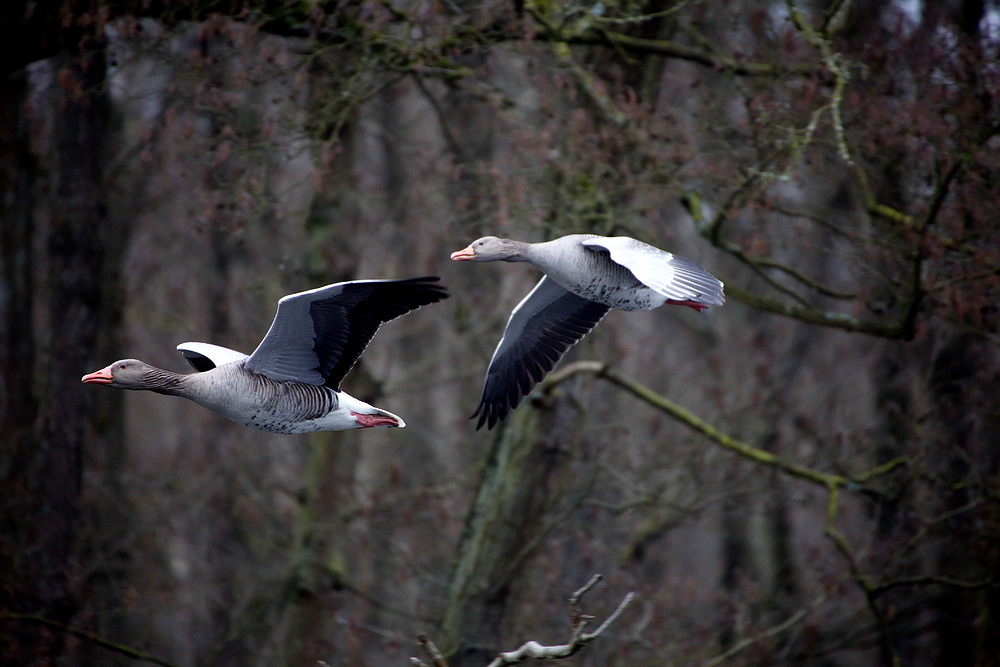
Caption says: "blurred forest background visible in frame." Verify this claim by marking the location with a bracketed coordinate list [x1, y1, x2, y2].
[2, 0, 1000, 665]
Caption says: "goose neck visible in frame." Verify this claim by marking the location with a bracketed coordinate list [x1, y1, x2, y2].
[146, 367, 190, 396]
[501, 239, 532, 262]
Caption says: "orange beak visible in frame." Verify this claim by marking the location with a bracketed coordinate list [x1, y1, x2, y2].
[82, 365, 114, 384]
[450, 245, 476, 261]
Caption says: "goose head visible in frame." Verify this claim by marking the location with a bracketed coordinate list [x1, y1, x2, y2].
[451, 236, 526, 262]
[82, 359, 179, 392]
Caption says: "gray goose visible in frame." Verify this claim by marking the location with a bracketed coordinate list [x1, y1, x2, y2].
[82, 277, 449, 433]
[451, 234, 724, 429]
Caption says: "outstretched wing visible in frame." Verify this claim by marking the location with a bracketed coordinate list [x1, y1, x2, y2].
[582, 237, 725, 307]
[245, 277, 449, 389]
[473, 276, 610, 430]
[176, 342, 249, 372]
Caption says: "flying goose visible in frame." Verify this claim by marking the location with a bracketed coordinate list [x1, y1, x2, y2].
[451, 235, 724, 429]
[82, 277, 449, 433]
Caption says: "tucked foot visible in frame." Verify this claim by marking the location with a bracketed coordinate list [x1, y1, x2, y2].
[353, 412, 402, 428]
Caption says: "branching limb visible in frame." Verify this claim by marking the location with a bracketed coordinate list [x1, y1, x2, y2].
[824, 490, 902, 667]
[485, 580, 634, 666]
[701, 592, 828, 667]
[668, 6, 921, 337]
[685, 174, 808, 310]
[786, 0, 853, 165]
[550, 41, 629, 128]
[769, 204, 900, 249]
[870, 575, 999, 596]
[412, 73, 465, 160]
[411, 575, 635, 667]
[539, 361, 905, 490]
[851, 164, 915, 227]
[537, 361, 914, 665]
[563, 31, 816, 76]
[0, 614, 179, 667]
[665, 7, 934, 339]
[592, 1, 694, 25]
[821, 0, 852, 36]
[750, 255, 857, 300]
[413, 634, 449, 667]
[724, 283, 917, 338]
[524, 2, 630, 128]
[523, 0, 814, 77]
[683, 192, 919, 339]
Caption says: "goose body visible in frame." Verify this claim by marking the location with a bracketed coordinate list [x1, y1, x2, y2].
[141, 357, 374, 434]
[83, 277, 449, 433]
[451, 234, 724, 429]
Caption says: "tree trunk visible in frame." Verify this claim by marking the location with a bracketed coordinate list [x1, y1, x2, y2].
[0, 51, 108, 665]
[441, 396, 586, 666]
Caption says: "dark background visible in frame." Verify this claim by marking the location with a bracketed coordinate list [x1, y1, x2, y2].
[2, 1, 999, 665]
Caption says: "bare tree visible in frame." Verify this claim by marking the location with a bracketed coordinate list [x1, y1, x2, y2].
[2, 1, 998, 666]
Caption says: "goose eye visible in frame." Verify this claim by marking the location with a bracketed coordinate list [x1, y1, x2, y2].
[119, 363, 127, 369]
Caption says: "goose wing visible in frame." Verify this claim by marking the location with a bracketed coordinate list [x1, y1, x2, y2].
[473, 276, 610, 430]
[176, 342, 249, 372]
[582, 236, 725, 306]
[245, 277, 449, 389]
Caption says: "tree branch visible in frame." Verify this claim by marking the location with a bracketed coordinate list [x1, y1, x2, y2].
[563, 31, 816, 77]
[787, 0, 853, 164]
[539, 361, 905, 491]
[412, 575, 634, 666]
[823, 490, 902, 667]
[682, 191, 919, 339]
[724, 283, 915, 338]
[750, 255, 858, 300]
[414, 634, 449, 667]
[701, 592, 828, 667]
[522, 0, 815, 78]
[550, 41, 629, 127]
[485, 582, 634, 666]
[538, 360, 914, 665]
[0, 614, 179, 667]
[870, 575, 999, 596]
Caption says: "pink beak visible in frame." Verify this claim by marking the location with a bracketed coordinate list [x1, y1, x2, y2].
[82, 365, 114, 384]
[450, 245, 476, 261]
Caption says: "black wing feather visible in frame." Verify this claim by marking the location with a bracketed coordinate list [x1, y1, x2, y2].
[181, 350, 216, 372]
[244, 276, 448, 389]
[472, 277, 610, 430]
[313, 277, 450, 390]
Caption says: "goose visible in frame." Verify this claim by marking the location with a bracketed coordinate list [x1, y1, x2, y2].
[451, 235, 724, 429]
[82, 277, 449, 433]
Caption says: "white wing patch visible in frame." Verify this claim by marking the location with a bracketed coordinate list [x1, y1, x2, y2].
[176, 342, 249, 367]
[582, 236, 725, 305]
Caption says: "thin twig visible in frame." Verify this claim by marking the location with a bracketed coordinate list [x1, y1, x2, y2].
[564, 31, 816, 76]
[870, 575, 999, 595]
[702, 592, 827, 667]
[786, 0, 852, 164]
[485, 590, 635, 666]
[540, 361, 907, 490]
[0, 614, 179, 667]
[570, 574, 603, 607]
[417, 634, 449, 667]
[412, 576, 634, 667]
[583, 592, 635, 639]
[751, 255, 857, 299]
